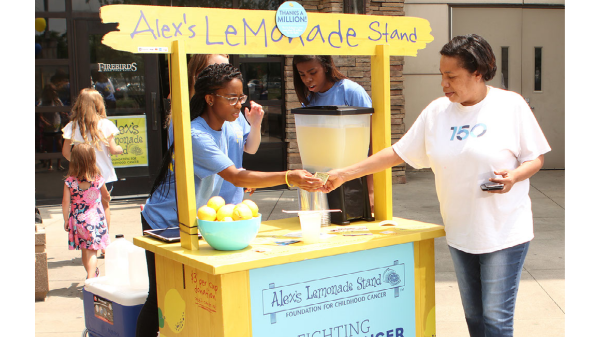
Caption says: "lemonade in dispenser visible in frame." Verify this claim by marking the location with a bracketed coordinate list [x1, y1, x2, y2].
[292, 106, 375, 225]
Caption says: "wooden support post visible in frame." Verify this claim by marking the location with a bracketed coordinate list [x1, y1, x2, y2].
[171, 40, 199, 251]
[414, 239, 437, 337]
[370, 44, 393, 220]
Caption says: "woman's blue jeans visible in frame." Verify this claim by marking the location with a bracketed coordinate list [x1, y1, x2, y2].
[449, 241, 530, 337]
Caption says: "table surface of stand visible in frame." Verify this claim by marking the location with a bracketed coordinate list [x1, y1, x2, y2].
[134, 216, 446, 275]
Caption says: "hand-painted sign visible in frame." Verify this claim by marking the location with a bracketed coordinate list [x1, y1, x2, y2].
[99, 5, 433, 56]
[249, 243, 416, 337]
[107, 115, 148, 168]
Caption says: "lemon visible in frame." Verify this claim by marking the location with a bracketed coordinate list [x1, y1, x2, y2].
[242, 199, 259, 217]
[207, 196, 226, 212]
[164, 288, 186, 333]
[222, 217, 233, 222]
[197, 205, 217, 221]
[216, 204, 235, 221]
[232, 203, 253, 221]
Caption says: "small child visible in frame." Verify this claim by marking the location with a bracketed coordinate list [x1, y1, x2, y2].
[62, 88, 122, 257]
[62, 143, 111, 279]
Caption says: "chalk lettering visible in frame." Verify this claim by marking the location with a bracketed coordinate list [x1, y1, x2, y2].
[410, 27, 417, 42]
[243, 18, 267, 47]
[130, 10, 156, 39]
[307, 25, 325, 43]
[270, 26, 284, 42]
[347, 27, 358, 47]
[206, 16, 223, 45]
[225, 25, 239, 46]
[161, 24, 172, 39]
[188, 24, 196, 38]
[368, 21, 382, 41]
[328, 20, 343, 48]
[172, 21, 183, 37]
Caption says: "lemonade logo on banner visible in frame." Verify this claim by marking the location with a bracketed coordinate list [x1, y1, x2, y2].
[249, 243, 416, 336]
[99, 5, 433, 56]
[108, 115, 148, 168]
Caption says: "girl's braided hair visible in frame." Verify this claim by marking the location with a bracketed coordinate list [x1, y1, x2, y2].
[149, 63, 243, 198]
[189, 63, 243, 120]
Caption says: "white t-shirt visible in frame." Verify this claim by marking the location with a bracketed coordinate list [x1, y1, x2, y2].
[62, 119, 120, 183]
[392, 87, 551, 254]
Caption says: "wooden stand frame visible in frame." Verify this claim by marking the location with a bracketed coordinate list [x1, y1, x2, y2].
[100, 5, 440, 336]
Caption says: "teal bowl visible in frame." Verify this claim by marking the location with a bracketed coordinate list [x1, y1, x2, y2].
[197, 214, 262, 251]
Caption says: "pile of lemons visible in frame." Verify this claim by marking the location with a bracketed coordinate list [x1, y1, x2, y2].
[197, 196, 259, 222]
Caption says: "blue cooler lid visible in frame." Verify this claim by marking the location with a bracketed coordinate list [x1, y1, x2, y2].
[291, 105, 374, 115]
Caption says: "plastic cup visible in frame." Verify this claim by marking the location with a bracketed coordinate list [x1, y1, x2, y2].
[299, 211, 322, 244]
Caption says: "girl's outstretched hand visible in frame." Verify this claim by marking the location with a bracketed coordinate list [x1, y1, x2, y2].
[245, 187, 256, 196]
[288, 170, 325, 191]
[244, 101, 265, 126]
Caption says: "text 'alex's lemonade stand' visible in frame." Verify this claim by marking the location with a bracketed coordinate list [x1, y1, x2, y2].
[99, 2, 444, 336]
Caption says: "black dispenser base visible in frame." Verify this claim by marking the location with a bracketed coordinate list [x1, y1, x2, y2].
[327, 176, 375, 225]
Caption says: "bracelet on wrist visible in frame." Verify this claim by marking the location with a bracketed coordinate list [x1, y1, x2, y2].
[285, 170, 294, 188]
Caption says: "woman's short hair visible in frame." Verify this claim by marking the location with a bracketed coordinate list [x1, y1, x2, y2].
[440, 34, 496, 81]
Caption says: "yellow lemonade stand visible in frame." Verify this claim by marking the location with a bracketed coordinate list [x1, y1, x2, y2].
[100, 4, 444, 336]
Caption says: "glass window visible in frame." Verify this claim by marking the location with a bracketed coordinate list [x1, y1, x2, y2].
[35, 18, 68, 59]
[344, 0, 366, 14]
[255, 105, 284, 142]
[36, 65, 71, 107]
[239, 62, 282, 101]
[89, 35, 146, 114]
[72, 0, 151, 12]
[156, 0, 232, 7]
[35, 0, 66, 12]
[238, 0, 280, 10]
[534, 47, 542, 91]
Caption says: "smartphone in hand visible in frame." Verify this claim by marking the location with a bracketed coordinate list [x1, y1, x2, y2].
[480, 182, 504, 191]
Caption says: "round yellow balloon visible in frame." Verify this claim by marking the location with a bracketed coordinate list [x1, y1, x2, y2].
[35, 18, 47, 33]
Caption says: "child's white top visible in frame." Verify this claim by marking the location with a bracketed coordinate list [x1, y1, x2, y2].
[62, 119, 120, 183]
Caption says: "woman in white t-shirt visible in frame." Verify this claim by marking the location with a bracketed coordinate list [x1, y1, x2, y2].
[62, 88, 123, 254]
[321, 34, 550, 337]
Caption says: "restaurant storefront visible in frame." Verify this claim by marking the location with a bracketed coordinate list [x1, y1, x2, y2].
[35, 0, 288, 205]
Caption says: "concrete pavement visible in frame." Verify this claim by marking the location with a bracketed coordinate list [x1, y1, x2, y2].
[34, 170, 565, 337]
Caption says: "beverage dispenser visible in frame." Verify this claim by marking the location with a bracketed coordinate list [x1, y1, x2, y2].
[292, 106, 375, 225]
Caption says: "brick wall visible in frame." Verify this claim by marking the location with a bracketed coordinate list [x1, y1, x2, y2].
[284, 0, 407, 184]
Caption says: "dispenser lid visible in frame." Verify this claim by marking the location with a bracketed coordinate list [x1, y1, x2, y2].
[291, 105, 374, 115]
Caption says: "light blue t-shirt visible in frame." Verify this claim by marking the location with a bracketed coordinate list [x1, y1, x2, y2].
[141, 116, 235, 229]
[306, 79, 372, 108]
[218, 115, 251, 204]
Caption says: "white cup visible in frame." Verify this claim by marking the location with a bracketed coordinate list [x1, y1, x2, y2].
[299, 211, 322, 244]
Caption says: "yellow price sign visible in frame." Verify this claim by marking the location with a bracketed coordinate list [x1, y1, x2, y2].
[100, 5, 433, 56]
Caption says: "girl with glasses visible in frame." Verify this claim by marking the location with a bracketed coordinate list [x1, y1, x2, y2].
[136, 63, 323, 337]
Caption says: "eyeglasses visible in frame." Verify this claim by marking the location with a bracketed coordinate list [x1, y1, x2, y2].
[212, 93, 247, 106]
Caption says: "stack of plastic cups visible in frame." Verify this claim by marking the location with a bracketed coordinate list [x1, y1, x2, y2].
[297, 189, 330, 227]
